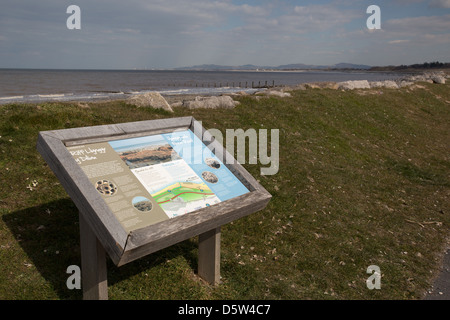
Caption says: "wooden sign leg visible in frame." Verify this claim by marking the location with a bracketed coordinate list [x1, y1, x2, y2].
[198, 227, 221, 285]
[79, 212, 108, 300]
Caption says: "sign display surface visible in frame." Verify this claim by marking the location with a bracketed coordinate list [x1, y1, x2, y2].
[67, 129, 249, 232]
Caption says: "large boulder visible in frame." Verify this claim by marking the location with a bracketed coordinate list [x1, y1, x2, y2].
[127, 92, 173, 112]
[183, 95, 240, 109]
[370, 80, 399, 89]
[431, 75, 446, 84]
[337, 80, 371, 90]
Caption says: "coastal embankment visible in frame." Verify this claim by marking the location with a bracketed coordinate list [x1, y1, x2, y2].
[0, 73, 448, 300]
[148, 70, 449, 111]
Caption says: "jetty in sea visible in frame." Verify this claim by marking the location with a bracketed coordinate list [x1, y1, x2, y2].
[165, 80, 276, 89]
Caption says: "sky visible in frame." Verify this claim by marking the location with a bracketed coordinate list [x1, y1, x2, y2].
[0, 0, 449, 69]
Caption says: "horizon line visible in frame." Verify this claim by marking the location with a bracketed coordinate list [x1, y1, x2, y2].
[1, 61, 449, 72]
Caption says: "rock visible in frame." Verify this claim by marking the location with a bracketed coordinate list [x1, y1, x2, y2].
[322, 82, 339, 90]
[405, 71, 447, 84]
[398, 81, 414, 88]
[304, 83, 321, 89]
[170, 101, 183, 108]
[370, 80, 399, 89]
[183, 95, 240, 109]
[306, 82, 339, 89]
[266, 90, 292, 97]
[294, 84, 307, 91]
[418, 71, 447, 84]
[255, 90, 292, 97]
[370, 81, 384, 88]
[127, 92, 173, 112]
[409, 74, 428, 82]
[384, 80, 400, 89]
[280, 86, 295, 92]
[229, 91, 251, 97]
[431, 75, 446, 84]
[337, 80, 371, 90]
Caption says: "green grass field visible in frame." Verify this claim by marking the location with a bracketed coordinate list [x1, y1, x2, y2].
[0, 82, 448, 300]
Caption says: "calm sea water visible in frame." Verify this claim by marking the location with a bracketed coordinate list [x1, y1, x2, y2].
[0, 69, 404, 104]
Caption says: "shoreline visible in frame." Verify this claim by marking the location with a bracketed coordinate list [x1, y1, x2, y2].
[0, 70, 448, 106]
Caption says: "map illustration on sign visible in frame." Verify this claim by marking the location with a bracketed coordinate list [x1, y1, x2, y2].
[108, 130, 249, 219]
[67, 130, 249, 231]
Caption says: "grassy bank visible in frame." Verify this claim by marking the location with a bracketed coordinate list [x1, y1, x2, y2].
[0, 82, 449, 300]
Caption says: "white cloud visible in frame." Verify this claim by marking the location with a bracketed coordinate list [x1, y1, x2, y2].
[385, 14, 450, 33]
[232, 4, 358, 38]
[429, 0, 450, 8]
[392, 0, 425, 4]
[389, 39, 411, 44]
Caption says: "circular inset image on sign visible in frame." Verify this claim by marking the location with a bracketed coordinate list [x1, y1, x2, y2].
[202, 171, 219, 184]
[96, 179, 118, 196]
[205, 158, 221, 169]
[132, 196, 153, 212]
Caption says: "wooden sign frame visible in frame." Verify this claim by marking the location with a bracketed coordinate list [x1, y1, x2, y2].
[36, 117, 271, 299]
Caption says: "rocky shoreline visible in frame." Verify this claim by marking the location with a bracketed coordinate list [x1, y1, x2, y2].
[262, 70, 447, 92]
[120, 70, 449, 112]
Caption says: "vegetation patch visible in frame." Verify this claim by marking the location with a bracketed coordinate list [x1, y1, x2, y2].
[0, 82, 448, 299]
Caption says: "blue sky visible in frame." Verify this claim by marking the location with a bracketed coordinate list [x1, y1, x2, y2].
[0, 0, 449, 69]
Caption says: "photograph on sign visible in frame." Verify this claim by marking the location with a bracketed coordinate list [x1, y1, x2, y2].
[67, 129, 249, 232]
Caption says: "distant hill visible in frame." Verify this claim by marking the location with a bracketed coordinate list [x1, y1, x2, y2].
[175, 63, 372, 71]
[370, 61, 450, 72]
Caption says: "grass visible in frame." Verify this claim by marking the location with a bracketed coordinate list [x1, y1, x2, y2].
[0, 82, 449, 300]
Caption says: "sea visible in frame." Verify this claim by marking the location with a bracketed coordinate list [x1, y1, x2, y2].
[0, 69, 406, 105]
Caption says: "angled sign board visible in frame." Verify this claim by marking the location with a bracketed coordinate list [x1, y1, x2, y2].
[37, 117, 271, 270]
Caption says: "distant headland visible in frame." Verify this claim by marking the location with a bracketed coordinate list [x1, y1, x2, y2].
[175, 61, 450, 72]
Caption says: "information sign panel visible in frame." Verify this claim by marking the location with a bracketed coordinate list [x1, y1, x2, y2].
[37, 117, 271, 274]
[66, 129, 250, 232]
